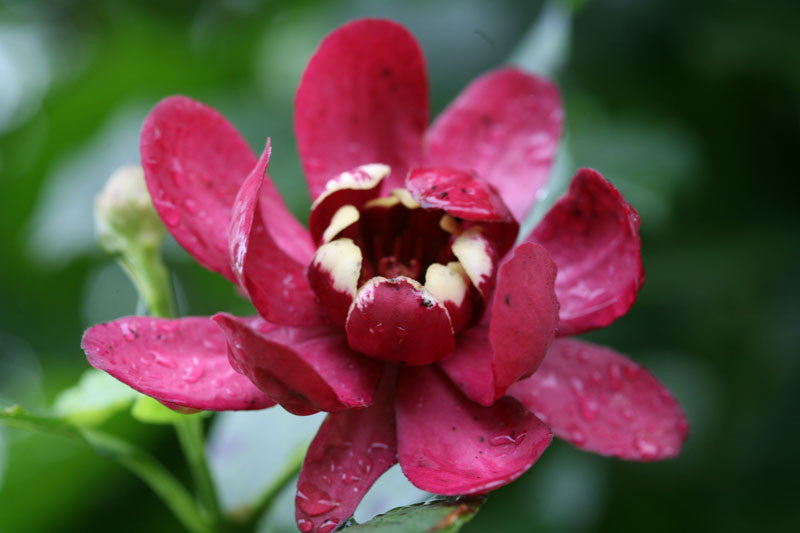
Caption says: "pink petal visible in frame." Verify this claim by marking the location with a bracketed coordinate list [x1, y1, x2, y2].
[295, 19, 428, 198]
[396, 366, 552, 495]
[295, 372, 397, 533]
[526, 169, 645, 336]
[228, 143, 324, 327]
[439, 243, 559, 406]
[212, 314, 381, 415]
[81, 316, 275, 411]
[140, 96, 277, 281]
[507, 338, 689, 461]
[425, 68, 562, 222]
[406, 167, 519, 256]
[345, 276, 455, 366]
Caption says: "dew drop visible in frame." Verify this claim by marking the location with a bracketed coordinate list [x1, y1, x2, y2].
[620, 406, 635, 420]
[161, 205, 180, 227]
[120, 322, 136, 342]
[634, 437, 660, 459]
[151, 351, 176, 369]
[182, 198, 198, 215]
[570, 429, 587, 446]
[297, 518, 313, 532]
[578, 396, 599, 422]
[296, 483, 340, 516]
[607, 363, 623, 390]
[319, 519, 340, 533]
[181, 360, 205, 383]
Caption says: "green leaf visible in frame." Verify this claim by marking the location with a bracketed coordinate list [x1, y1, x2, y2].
[53, 369, 140, 425]
[342, 497, 485, 533]
[131, 395, 205, 425]
[0, 405, 210, 533]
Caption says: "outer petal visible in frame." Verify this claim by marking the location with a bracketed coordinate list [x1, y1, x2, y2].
[526, 168, 645, 336]
[141, 96, 293, 281]
[396, 366, 552, 495]
[295, 372, 397, 533]
[229, 143, 323, 327]
[345, 276, 455, 366]
[213, 314, 381, 415]
[295, 19, 428, 198]
[425, 68, 562, 222]
[81, 316, 275, 411]
[507, 338, 689, 461]
[439, 243, 559, 406]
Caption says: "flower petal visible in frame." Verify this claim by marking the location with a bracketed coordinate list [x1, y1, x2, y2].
[295, 372, 397, 533]
[507, 338, 689, 461]
[81, 316, 275, 411]
[307, 238, 363, 327]
[229, 143, 324, 327]
[439, 243, 559, 406]
[308, 164, 389, 245]
[295, 18, 428, 198]
[526, 169, 644, 336]
[345, 276, 455, 366]
[396, 366, 552, 495]
[140, 96, 273, 281]
[406, 167, 519, 255]
[213, 314, 381, 415]
[425, 68, 562, 222]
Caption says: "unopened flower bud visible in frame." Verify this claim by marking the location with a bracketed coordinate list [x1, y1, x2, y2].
[95, 165, 164, 254]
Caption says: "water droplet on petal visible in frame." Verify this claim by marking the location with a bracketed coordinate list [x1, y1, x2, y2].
[150, 350, 176, 369]
[319, 519, 340, 533]
[161, 205, 180, 227]
[297, 518, 313, 532]
[569, 429, 587, 446]
[181, 360, 204, 383]
[620, 406, 635, 420]
[578, 396, 599, 422]
[607, 363, 623, 390]
[634, 437, 660, 459]
[296, 483, 340, 516]
[182, 198, 198, 215]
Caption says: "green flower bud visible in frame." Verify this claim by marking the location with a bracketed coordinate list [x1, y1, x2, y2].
[94, 165, 165, 254]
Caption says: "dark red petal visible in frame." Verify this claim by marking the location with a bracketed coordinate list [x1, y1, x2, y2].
[308, 164, 389, 246]
[307, 239, 363, 327]
[425, 68, 562, 222]
[81, 316, 275, 411]
[141, 96, 279, 282]
[396, 366, 552, 495]
[295, 18, 428, 198]
[507, 338, 689, 461]
[439, 243, 559, 406]
[406, 167, 519, 255]
[213, 314, 381, 415]
[295, 371, 397, 533]
[526, 168, 644, 336]
[229, 143, 324, 327]
[345, 276, 455, 366]
[489, 243, 559, 393]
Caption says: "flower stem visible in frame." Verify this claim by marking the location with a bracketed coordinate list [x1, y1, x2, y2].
[174, 415, 223, 529]
[118, 245, 177, 318]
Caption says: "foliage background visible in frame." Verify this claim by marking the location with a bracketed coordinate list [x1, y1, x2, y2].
[1, 0, 798, 531]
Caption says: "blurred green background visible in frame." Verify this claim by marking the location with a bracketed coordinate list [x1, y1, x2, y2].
[1, 0, 798, 531]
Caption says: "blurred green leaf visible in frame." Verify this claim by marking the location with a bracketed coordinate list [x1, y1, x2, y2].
[131, 395, 205, 425]
[0, 405, 209, 533]
[343, 497, 485, 532]
[54, 369, 140, 426]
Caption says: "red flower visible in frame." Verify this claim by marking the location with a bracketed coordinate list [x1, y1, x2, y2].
[82, 19, 688, 532]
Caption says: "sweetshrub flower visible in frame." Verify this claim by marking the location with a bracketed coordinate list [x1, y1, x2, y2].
[82, 19, 688, 533]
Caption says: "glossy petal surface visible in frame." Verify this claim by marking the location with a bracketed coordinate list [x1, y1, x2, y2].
[440, 243, 559, 405]
[295, 373, 397, 533]
[425, 68, 562, 221]
[295, 19, 428, 197]
[527, 168, 644, 336]
[345, 277, 455, 365]
[396, 366, 551, 495]
[508, 338, 689, 461]
[81, 316, 275, 411]
[213, 314, 381, 415]
[229, 144, 323, 327]
[141, 96, 256, 281]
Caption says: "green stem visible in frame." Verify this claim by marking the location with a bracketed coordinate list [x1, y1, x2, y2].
[174, 415, 223, 529]
[118, 245, 177, 318]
